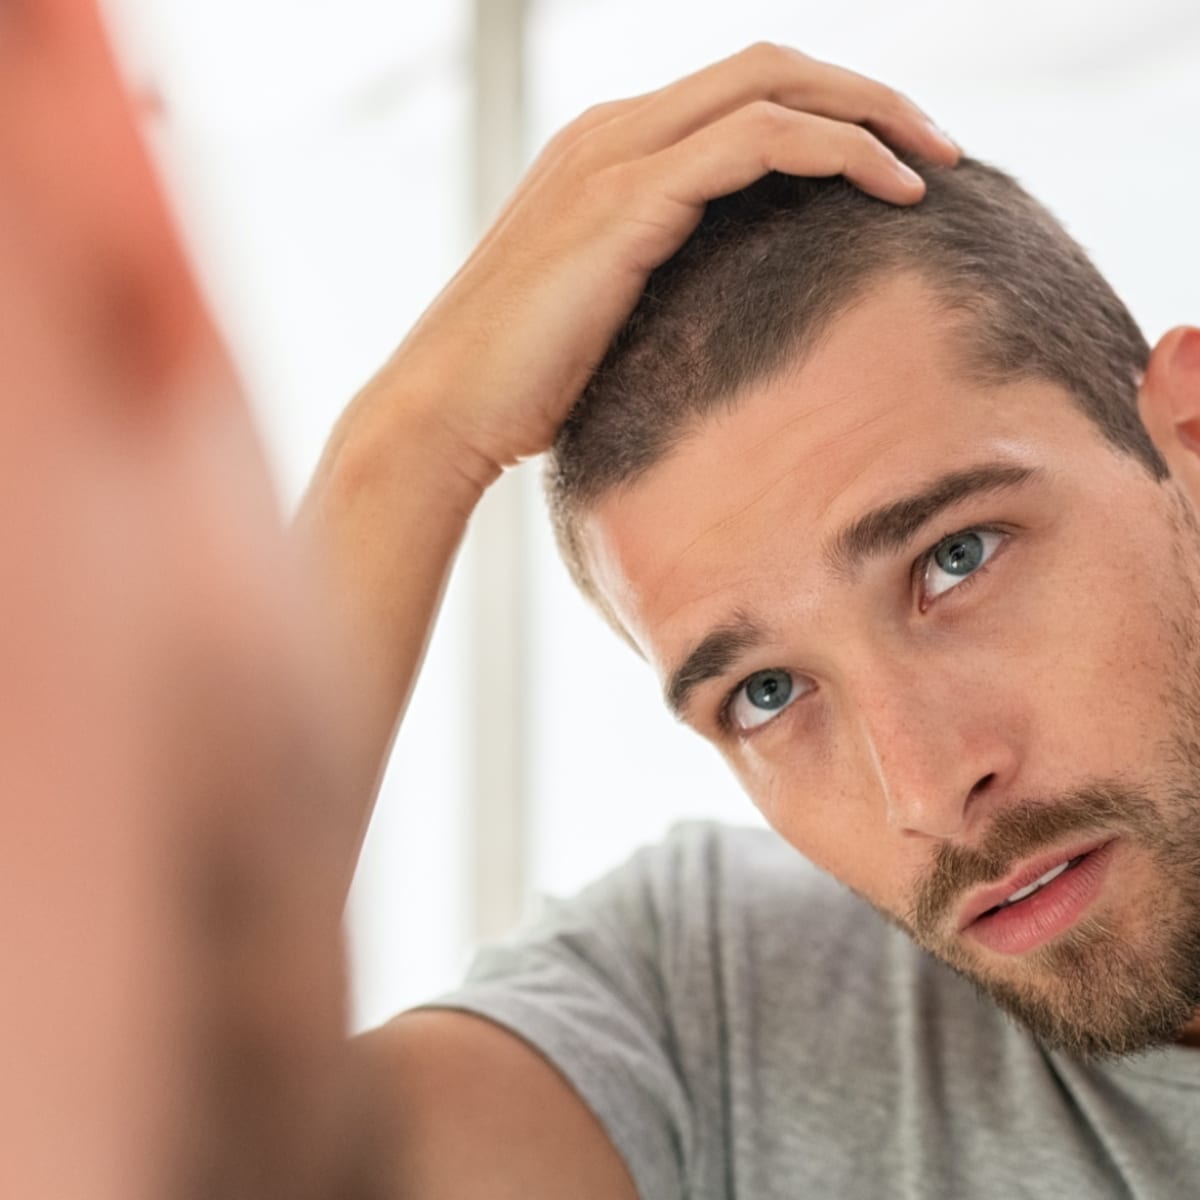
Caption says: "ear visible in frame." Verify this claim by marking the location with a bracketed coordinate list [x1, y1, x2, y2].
[1138, 327, 1200, 492]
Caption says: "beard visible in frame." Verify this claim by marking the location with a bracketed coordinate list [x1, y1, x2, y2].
[884, 488, 1200, 1061]
[895, 780, 1200, 1060]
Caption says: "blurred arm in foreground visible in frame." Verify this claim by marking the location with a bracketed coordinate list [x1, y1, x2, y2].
[1, 1, 372, 1196]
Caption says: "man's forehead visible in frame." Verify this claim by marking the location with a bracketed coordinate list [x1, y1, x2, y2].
[578, 271, 1132, 686]
[582, 277, 992, 643]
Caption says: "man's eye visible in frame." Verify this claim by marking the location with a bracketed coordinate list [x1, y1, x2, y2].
[728, 668, 804, 732]
[921, 529, 1004, 602]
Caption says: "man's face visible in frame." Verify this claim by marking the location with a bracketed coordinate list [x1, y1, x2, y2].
[582, 273, 1200, 1058]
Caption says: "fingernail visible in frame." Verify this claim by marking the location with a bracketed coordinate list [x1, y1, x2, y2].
[894, 160, 923, 187]
[925, 120, 961, 153]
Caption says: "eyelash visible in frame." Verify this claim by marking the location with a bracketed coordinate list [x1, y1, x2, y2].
[715, 682, 738, 734]
[716, 524, 1007, 735]
[911, 522, 1007, 612]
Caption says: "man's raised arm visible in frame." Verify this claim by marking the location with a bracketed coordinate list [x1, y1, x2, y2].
[297, 44, 958, 889]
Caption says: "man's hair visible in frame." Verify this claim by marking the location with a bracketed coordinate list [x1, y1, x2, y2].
[546, 157, 1165, 631]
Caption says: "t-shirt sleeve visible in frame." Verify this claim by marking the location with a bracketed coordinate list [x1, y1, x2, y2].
[421, 834, 704, 1200]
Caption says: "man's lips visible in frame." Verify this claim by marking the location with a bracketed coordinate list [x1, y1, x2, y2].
[956, 836, 1114, 931]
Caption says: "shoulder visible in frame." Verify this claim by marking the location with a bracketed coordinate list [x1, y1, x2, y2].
[627, 819, 880, 955]
[459, 820, 891, 996]
[458, 821, 863, 992]
[572, 819, 844, 919]
[452, 820, 908, 1080]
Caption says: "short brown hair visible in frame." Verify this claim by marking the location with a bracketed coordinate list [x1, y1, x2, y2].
[546, 158, 1164, 629]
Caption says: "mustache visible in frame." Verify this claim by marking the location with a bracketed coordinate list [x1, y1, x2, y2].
[908, 781, 1154, 937]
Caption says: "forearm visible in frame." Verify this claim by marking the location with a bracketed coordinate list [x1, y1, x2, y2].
[297, 366, 495, 873]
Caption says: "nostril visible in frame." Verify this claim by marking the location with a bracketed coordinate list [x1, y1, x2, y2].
[972, 772, 997, 796]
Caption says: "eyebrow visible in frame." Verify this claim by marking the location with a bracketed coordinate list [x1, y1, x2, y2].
[663, 461, 1042, 720]
[665, 614, 767, 718]
[826, 462, 1040, 577]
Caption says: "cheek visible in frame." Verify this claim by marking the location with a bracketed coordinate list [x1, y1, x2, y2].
[731, 748, 910, 911]
[1011, 546, 1183, 771]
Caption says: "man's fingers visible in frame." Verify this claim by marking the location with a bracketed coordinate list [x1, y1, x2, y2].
[579, 43, 958, 172]
[541, 95, 649, 159]
[626, 104, 925, 259]
[481, 44, 955, 263]
[785, 55, 959, 166]
[470, 94, 656, 261]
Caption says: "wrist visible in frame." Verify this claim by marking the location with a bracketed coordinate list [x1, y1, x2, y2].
[330, 367, 503, 524]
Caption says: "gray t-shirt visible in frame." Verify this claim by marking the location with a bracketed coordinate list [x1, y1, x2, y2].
[432, 822, 1200, 1198]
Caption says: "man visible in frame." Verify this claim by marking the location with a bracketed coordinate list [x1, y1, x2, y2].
[336, 40, 1200, 1200]
[7, 2, 1197, 1196]
[429, 170, 1200, 1195]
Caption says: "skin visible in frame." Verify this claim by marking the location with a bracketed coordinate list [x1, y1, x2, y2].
[3, 0, 368, 1195]
[580, 272, 1200, 1051]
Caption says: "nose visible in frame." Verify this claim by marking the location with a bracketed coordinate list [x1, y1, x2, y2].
[852, 665, 1018, 840]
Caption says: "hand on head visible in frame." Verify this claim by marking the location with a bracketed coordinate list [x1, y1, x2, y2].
[366, 42, 959, 492]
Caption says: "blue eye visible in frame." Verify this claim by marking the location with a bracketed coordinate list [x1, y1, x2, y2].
[729, 668, 802, 731]
[923, 529, 1004, 601]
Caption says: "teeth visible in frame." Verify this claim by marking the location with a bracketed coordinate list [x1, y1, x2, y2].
[999, 859, 1073, 908]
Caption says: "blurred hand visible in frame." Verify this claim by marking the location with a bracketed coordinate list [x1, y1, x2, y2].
[380, 42, 959, 487]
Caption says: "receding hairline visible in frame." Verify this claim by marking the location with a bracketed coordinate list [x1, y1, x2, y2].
[560, 279, 1164, 656]
[604, 262, 1006, 481]
[555, 267, 1013, 632]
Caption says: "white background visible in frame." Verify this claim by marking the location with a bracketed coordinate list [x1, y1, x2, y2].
[101, 0, 1200, 1030]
